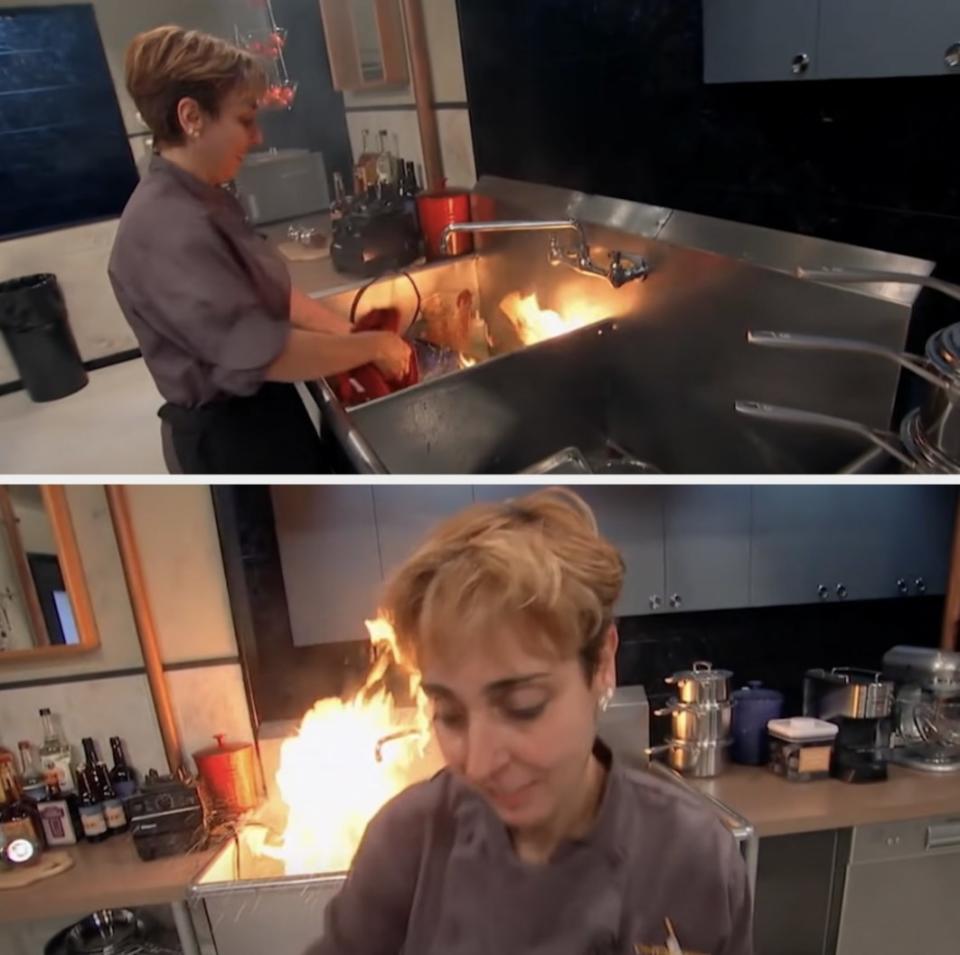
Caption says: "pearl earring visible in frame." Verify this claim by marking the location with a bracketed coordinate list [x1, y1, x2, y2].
[599, 687, 614, 713]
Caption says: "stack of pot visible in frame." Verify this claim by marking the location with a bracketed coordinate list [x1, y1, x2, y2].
[647, 661, 733, 778]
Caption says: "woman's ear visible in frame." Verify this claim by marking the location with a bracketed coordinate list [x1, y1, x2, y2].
[176, 96, 203, 140]
[599, 623, 619, 695]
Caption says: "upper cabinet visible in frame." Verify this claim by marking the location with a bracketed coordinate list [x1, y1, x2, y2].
[270, 486, 957, 647]
[320, 0, 409, 92]
[750, 486, 956, 607]
[704, 0, 820, 84]
[704, 0, 960, 83]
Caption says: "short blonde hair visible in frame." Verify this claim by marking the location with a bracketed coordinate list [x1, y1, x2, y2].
[383, 489, 624, 678]
[124, 26, 267, 146]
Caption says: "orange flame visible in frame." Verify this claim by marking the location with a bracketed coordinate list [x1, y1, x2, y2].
[499, 291, 607, 346]
[258, 618, 438, 876]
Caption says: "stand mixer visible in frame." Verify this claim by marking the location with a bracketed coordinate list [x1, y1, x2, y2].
[882, 645, 960, 773]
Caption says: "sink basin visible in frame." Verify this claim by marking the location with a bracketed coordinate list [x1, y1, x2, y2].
[333, 318, 868, 474]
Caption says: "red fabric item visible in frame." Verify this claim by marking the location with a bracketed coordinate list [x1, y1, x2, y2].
[331, 307, 419, 407]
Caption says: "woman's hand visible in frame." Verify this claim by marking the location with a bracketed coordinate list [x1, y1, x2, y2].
[373, 333, 413, 382]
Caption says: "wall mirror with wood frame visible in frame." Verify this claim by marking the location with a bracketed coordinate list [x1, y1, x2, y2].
[320, 0, 409, 91]
[0, 486, 100, 661]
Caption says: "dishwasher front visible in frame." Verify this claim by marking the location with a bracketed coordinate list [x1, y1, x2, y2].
[835, 815, 960, 954]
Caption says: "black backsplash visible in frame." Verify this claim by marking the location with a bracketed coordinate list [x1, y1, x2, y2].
[1, 5, 139, 239]
[618, 597, 945, 743]
[457, 0, 960, 276]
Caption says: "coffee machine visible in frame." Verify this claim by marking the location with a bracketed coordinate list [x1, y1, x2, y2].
[882, 645, 960, 773]
[803, 668, 895, 782]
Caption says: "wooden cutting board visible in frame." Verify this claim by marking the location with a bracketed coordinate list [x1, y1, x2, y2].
[0, 850, 74, 889]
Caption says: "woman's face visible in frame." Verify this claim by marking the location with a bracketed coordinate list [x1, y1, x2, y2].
[420, 624, 617, 833]
[182, 86, 263, 184]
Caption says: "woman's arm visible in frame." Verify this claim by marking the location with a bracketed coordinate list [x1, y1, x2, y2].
[265, 328, 411, 382]
[290, 287, 351, 334]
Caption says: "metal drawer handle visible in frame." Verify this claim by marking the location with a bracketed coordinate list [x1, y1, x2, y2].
[927, 821, 960, 849]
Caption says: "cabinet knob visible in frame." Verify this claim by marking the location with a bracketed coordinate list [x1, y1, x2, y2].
[649, 594, 663, 612]
[836, 583, 849, 601]
[791, 52, 811, 75]
[669, 594, 683, 610]
[897, 578, 909, 596]
[915, 577, 927, 595]
[818, 584, 830, 601]
[946, 42, 960, 70]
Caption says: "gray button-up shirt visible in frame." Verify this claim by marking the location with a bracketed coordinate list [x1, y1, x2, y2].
[313, 747, 753, 955]
[108, 155, 291, 407]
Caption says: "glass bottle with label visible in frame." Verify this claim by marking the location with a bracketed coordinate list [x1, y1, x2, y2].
[37, 777, 79, 847]
[76, 765, 108, 843]
[108, 737, 138, 800]
[0, 761, 45, 848]
[17, 741, 48, 803]
[82, 738, 127, 834]
[38, 709, 75, 795]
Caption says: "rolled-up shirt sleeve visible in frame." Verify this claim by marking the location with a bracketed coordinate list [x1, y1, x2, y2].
[135, 218, 290, 397]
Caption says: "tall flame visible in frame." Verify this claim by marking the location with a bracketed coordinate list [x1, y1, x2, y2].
[499, 291, 607, 346]
[259, 617, 436, 876]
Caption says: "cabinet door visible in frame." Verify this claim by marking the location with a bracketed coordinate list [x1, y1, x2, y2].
[863, 486, 956, 598]
[577, 487, 665, 617]
[664, 487, 751, 612]
[750, 487, 837, 607]
[751, 486, 957, 607]
[271, 486, 381, 645]
[373, 486, 475, 579]
[819, 0, 960, 79]
[703, 0, 819, 83]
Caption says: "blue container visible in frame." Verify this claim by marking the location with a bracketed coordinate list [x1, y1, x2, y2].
[731, 681, 785, 765]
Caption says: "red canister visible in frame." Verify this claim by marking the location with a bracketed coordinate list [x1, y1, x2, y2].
[416, 189, 473, 261]
[192, 734, 259, 816]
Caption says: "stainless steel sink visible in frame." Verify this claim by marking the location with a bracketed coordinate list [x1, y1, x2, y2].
[308, 176, 935, 474]
[325, 317, 874, 474]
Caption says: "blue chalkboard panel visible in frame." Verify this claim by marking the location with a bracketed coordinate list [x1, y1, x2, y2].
[0, 4, 139, 240]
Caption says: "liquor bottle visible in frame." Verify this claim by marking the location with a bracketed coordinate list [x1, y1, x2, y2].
[17, 742, 48, 803]
[38, 709, 75, 795]
[109, 737, 138, 800]
[82, 738, 127, 834]
[0, 760, 45, 848]
[37, 777, 79, 847]
[76, 765, 108, 843]
[94, 764, 128, 834]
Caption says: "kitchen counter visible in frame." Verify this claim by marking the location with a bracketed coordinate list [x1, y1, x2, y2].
[0, 835, 217, 925]
[692, 763, 960, 837]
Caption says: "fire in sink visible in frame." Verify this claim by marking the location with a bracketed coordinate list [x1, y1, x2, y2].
[242, 617, 440, 878]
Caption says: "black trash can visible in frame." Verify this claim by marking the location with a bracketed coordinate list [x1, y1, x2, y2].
[0, 273, 88, 401]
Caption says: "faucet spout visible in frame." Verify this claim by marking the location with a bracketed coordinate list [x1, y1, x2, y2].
[439, 217, 649, 289]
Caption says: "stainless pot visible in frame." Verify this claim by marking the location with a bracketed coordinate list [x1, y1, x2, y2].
[646, 738, 731, 778]
[803, 667, 896, 720]
[655, 699, 734, 742]
[665, 661, 732, 705]
[737, 269, 960, 474]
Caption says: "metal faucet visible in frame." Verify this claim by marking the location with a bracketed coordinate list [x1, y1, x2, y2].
[439, 219, 650, 289]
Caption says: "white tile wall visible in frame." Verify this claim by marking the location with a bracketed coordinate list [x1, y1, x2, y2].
[437, 108, 477, 188]
[0, 672, 168, 776]
[126, 487, 239, 665]
[165, 663, 255, 774]
[346, 111, 427, 178]
[424, 0, 469, 102]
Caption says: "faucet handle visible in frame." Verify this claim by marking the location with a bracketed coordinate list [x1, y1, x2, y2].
[608, 250, 649, 288]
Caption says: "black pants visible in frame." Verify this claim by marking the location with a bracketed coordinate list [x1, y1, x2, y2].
[159, 383, 328, 474]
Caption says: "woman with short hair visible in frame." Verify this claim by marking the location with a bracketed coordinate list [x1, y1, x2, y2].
[314, 488, 753, 955]
[109, 26, 410, 473]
